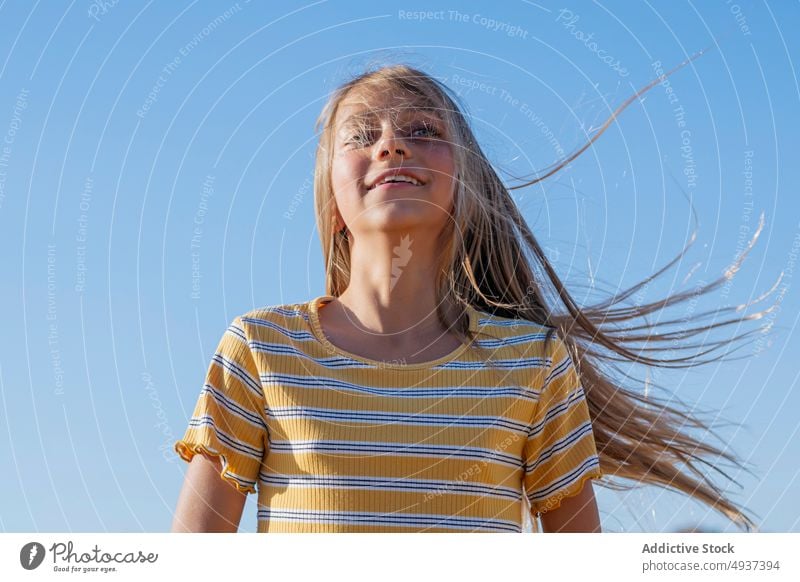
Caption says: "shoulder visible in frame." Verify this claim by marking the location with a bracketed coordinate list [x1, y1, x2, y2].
[472, 308, 558, 356]
[230, 298, 313, 342]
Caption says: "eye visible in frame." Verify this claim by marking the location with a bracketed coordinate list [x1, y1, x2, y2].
[409, 122, 441, 139]
[345, 132, 367, 146]
[345, 127, 377, 147]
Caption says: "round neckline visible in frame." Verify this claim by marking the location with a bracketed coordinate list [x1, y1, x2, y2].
[307, 295, 479, 370]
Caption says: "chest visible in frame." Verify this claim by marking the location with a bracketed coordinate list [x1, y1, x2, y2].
[260, 366, 534, 461]
[318, 310, 466, 365]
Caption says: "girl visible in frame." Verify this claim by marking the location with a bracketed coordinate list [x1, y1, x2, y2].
[172, 59, 769, 533]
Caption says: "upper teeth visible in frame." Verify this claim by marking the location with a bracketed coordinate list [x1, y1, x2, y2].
[376, 175, 421, 187]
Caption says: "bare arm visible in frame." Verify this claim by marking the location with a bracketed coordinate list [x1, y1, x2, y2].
[171, 453, 248, 532]
[540, 480, 601, 533]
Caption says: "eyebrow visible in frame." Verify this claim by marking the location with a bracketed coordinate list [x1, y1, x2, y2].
[335, 109, 444, 134]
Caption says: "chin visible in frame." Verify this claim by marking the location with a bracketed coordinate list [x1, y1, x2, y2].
[358, 213, 450, 235]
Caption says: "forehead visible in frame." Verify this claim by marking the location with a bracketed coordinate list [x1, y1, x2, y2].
[334, 86, 440, 127]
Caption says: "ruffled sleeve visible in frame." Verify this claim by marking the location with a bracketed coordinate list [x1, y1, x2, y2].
[174, 316, 269, 494]
[523, 334, 603, 516]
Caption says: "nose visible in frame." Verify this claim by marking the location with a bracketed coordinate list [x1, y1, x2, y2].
[373, 126, 412, 161]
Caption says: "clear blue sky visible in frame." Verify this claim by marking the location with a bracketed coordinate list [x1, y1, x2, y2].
[0, 0, 798, 533]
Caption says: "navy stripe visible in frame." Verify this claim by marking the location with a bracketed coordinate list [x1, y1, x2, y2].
[269, 306, 306, 317]
[241, 309, 553, 373]
[246, 312, 548, 353]
[251, 341, 374, 369]
[527, 386, 586, 439]
[241, 317, 315, 342]
[260, 372, 539, 401]
[200, 384, 266, 430]
[474, 332, 550, 349]
[436, 357, 548, 371]
[268, 439, 521, 468]
[258, 473, 521, 500]
[243, 306, 306, 322]
[257, 508, 520, 532]
[223, 470, 257, 490]
[478, 317, 535, 328]
[268, 406, 529, 434]
[525, 421, 595, 474]
[211, 353, 263, 397]
[543, 356, 573, 388]
[188, 415, 263, 459]
[528, 455, 601, 502]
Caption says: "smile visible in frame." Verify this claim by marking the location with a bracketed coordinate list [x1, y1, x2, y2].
[369, 181, 423, 191]
[366, 171, 425, 190]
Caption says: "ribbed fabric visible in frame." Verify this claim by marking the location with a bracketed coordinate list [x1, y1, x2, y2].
[175, 295, 603, 532]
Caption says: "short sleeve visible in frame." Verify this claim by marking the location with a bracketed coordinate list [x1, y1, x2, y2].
[523, 334, 603, 516]
[174, 316, 269, 494]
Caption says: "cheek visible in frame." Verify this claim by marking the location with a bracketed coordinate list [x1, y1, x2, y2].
[331, 152, 362, 190]
[329, 157, 362, 218]
[329, 157, 347, 194]
[431, 145, 455, 180]
[433, 152, 457, 197]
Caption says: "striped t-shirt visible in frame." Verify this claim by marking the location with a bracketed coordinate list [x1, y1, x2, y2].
[175, 295, 603, 532]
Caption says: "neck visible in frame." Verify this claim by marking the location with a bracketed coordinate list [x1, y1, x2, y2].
[333, 231, 458, 336]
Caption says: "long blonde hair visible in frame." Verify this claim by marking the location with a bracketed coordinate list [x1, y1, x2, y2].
[312, 57, 776, 532]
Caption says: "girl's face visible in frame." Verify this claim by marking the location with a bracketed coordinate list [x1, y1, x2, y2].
[330, 87, 456, 238]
